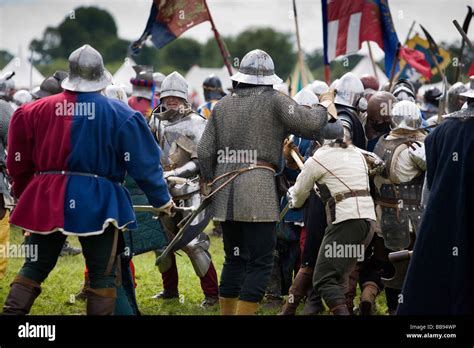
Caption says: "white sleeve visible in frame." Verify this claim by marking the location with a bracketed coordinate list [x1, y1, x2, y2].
[288, 155, 325, 208]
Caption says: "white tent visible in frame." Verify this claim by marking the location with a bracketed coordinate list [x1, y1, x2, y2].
[112, 57, 136, 95]
[185, 65, 234, 105]
[351, 55, 388, 86]
[1, 54, 44, 90]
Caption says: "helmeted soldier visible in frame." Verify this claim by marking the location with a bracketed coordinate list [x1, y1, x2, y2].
[149, 71, 219, 308]
[334, 72, 368, 149]
[370, 100, 427, 315]
[287, 126, 376, 315]
[447, 82, 468, 113]
[198, 48, 342, 315]
[307, 80, 329, 98]
[197, 74, 226, 119]
[365, 91, 397, 151]
[420, 86, 442, 119]
[128, 66, 159, 119]
[278, 89, 325, 316]
[391, 79, 416, 102]
[2, 44, 173, 315]
[399, 76, 474, 315]
[31, 71, 68, 100]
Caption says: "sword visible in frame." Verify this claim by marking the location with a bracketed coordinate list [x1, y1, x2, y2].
[279, 138, 305, 222]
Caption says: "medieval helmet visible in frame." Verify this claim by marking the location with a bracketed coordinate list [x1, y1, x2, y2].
[0, 71, 15, 98]
[32, 70, 68, 99]
[367, 91, 397, 124]
[309, 80, 329, 96]
[12, 90, 32, 106]
[391, 79, 416, 102]
[293, 89, 319, 108]
[153, 72, 166, 93]
[360, 74, 380, 92]
[231, 49, 282, 85]
[61, 44, 112, 92]
[160, 71, 188, 102]
[104, 85, 128, 103]
[203, 74, 225, 101]
[391, 100, 422, 131]
[460, 75, 474, 99]
[447, 82, 468, 113]
[334, 72, 365, 110]
[423, 86, 442, 106]
[130, 66, 155, 99]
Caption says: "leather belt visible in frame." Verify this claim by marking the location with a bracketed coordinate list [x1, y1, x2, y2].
[329, 189, 371, 204]
[35, 171, 122, 184]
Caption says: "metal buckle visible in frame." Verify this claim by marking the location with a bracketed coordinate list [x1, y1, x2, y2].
[334, 193, 344, 202]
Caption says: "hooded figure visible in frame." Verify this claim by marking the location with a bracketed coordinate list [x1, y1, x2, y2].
[397, 77, 474, 315]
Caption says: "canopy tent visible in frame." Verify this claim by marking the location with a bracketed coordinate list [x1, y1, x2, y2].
[351, 55, 388, 86]
[1, 53, 45, 90]
[112, 57, 137, 95]
[185, 65, 234, 106]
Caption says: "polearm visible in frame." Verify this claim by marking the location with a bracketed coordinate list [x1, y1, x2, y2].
[453, 19, 474, 52]
[454, 6, 473, 82]
[388, 20, 416, 90]
[293, 0, 308, 87]
[419, 25, 448, 122]
[203, 0, 233, 76]
[367, 42, 379, 84]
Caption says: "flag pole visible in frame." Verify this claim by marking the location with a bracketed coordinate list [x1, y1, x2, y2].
[388, 44, 401, 91]
[203, 0, 233, 76]
[293, 0, 308, 87]
[367, 41, 379, 83]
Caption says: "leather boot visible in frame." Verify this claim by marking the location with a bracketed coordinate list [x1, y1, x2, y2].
[345, 265, 360, 314]
[219, 297, 238, 315]
[330, 300, 351, 316]
[360, 281, 379, 315]
[85, 288, 117, 315]
[279, 267, 313, 315]
[2, 275, 41, 315]
[235, 300, 259, 315]
[302, 288, 324, 315]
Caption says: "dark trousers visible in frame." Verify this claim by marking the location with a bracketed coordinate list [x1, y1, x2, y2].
[161, 251, 219, 297]
[219, 221, 276, 303]
[313, 219, 370, 308]
[20, 225, 119, 289]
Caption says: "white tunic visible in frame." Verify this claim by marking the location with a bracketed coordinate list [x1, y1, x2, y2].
[289, 144, 376, 225]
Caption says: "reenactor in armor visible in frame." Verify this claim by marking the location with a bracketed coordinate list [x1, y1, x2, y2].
[446, 82, 468, 113]
[128, 66, 159, 119]
[287, 130, 376, 315]
[149, 71, 219, 308]
[198, 49, 342, 315]
[370, 100, 427, 315]
[365, 91, 397, 151]
[334, 72, 368, 149]
[197, 74, 226, 119]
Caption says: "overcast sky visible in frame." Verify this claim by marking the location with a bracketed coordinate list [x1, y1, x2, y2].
[1, 0, 473, 60]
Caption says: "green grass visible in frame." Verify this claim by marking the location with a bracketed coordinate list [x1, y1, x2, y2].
[0, 225, 388, 315]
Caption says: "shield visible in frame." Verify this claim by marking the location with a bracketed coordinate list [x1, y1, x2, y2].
[155, 197, 212, 266]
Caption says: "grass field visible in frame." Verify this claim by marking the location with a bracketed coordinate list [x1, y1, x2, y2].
[0, 225, 388, 315]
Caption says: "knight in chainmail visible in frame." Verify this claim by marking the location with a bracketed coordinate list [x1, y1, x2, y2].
[398, 76, 474, 315]
[148, 71, 219, 308]
[197, 49, 342, 315]
[0, 100, 14, 280]
[369, 100, 427, 315]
